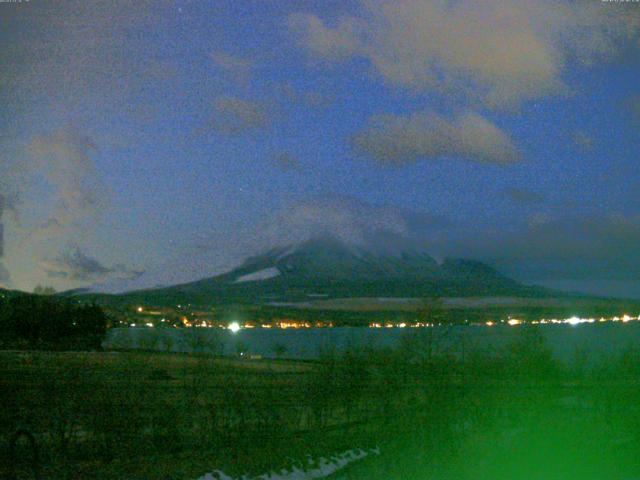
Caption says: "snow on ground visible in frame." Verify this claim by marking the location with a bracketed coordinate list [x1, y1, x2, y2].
[235, 267, 280, 283]
[197, 447, 380, 480]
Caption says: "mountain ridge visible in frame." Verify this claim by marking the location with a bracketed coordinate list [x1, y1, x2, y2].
[68, 235, 558, 307]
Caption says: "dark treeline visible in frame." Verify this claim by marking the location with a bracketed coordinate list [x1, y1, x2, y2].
[0, 293, 108, 349]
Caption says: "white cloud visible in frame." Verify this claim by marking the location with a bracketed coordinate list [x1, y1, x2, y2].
[251, 195, 445, 255]
[0, 128, 119, 290]
[0, 184, 20, 261]
[352, 111, 519, 165]
[187, 194, 447, 269]
[290, 0, 640, 109]
[288, 13, 363, 60]
[27, 128, 107, 237]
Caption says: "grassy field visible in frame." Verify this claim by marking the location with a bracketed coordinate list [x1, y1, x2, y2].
[0, 349, 389, 479]
[3, 328, 640, 479]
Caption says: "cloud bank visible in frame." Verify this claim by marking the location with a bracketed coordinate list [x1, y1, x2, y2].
[0, 146, 25, 286]
[254, 198, 640, 290]
[253, 199, 640, 290]
[442, 213, 640, 287]
[27, 128, 107, 239]
[352, 111, 519, 166]
[249, 195, 447, 256]
[0, 127, 143, 289]
[41, 245, 144, 283]
[290, 0, 640, 109]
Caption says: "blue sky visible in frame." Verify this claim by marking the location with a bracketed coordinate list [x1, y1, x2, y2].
[1, 0, 639, 297]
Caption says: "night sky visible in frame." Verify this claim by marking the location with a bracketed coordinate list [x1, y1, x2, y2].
[1, 0, 639, 297]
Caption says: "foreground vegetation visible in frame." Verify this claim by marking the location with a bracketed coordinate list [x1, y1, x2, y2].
[2, 327, 640, 479]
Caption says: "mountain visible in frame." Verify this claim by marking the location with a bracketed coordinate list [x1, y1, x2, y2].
[82, 236, 553, 307]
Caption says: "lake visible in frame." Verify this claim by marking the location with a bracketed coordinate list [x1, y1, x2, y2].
[103, 322, 640, 364]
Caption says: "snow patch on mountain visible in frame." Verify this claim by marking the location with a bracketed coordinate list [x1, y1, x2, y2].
[235, 267, 280, 283]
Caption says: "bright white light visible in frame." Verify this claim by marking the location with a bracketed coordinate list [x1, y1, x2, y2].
[228, 322, 241, 333]
[566, 316, 581, 326]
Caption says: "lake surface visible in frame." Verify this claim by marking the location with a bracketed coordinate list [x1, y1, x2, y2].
[103, 322, 640, 364]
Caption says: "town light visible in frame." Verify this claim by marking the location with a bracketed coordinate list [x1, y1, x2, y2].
[566, 316, 581, 326]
